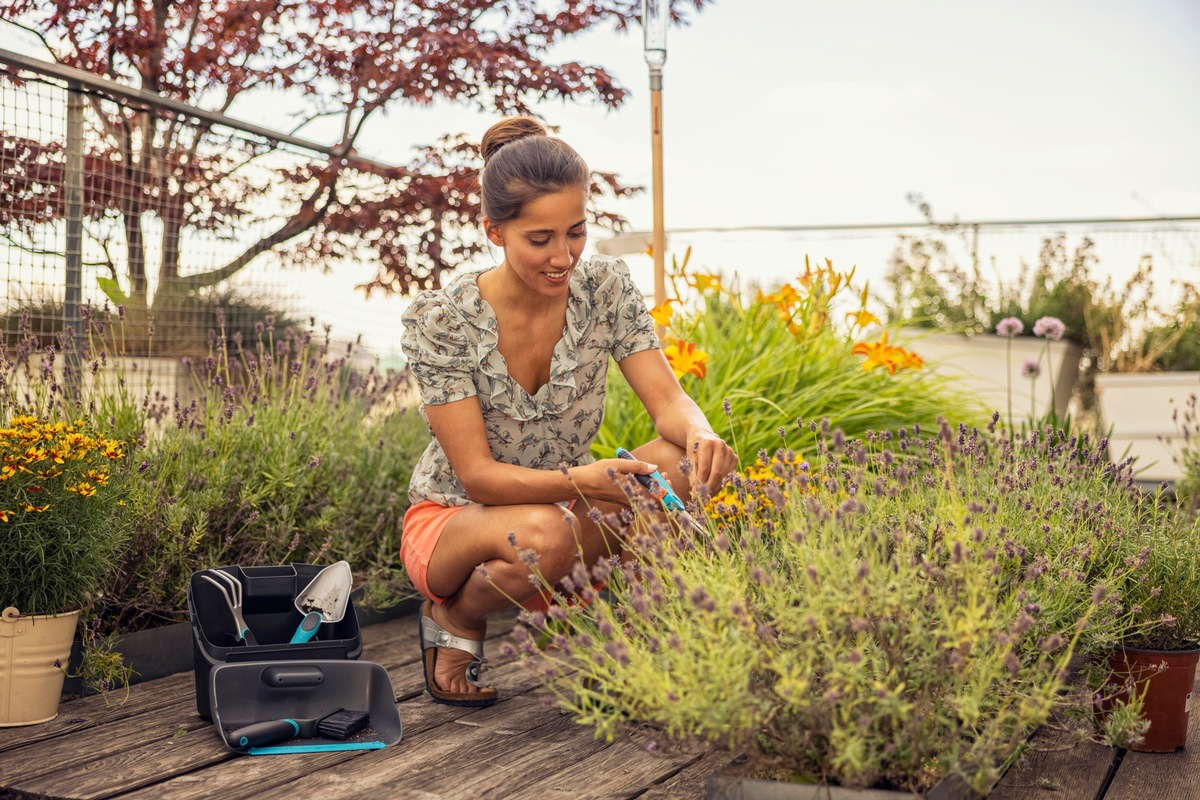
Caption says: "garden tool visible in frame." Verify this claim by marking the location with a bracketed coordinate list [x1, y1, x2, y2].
[227, 707, 371, 748]
[199, 569, 258, 646]
[615, 447, 707, 534]
[289, 560, 352, 643]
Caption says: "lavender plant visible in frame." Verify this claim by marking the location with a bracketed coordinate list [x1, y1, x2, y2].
[517, 416, 1188, 793]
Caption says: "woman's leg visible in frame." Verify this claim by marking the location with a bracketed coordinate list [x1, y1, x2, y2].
[424, 438, 691, 695]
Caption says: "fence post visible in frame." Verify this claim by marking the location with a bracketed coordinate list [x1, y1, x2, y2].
[63, 80, 84, 402]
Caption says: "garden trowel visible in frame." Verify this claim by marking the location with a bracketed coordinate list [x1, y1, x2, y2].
[289, 561, 352, 644]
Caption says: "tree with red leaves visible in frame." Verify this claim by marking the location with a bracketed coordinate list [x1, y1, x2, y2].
[1, 0, 707, 323]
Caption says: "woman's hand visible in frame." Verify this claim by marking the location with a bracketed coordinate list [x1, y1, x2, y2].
[686, 429, 739, 494]
[567, 458, 660, 505]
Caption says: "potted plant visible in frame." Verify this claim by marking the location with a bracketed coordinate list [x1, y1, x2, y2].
[1090, 505, 1200, 753]
[1092, 277, 1200, 485]
[0, 412, 132, 725]
[886, 231, 1091, 421]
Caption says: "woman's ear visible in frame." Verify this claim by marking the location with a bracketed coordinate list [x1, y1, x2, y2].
[483, 218, 505, 248]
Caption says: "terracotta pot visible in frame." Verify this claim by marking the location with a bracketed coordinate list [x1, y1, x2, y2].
[0, 606, 81, 726]
[1106, 646, 1200, 753]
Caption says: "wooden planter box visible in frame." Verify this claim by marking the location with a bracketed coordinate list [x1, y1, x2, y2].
[707, 773, 980, 800]
[899, 330, 1082, 420]
[1094, 371, 1200, 484]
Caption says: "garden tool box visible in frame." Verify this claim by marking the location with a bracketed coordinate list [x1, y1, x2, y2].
[187, 564, 363, 720]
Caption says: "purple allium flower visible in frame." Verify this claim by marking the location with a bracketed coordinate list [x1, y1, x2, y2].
[1032, 316, 1066, 341]
[1020, 358, 1041, 380]
[995, 316, 1024, 338]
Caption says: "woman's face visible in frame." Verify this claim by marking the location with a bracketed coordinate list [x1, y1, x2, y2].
[486, 188, 588, 299]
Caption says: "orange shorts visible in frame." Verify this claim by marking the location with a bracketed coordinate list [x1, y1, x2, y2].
[400, 498, 586, 609]
[401, 500, 468, 605]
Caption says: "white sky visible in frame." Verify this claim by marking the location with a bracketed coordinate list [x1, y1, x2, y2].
[3, 1, 1199, 358]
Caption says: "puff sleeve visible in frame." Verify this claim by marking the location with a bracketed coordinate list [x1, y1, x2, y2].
[400, 291, 478, 406]
[600, 257, 661, 361]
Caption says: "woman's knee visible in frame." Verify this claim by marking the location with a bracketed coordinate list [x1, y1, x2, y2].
[510, 505, 580, 573]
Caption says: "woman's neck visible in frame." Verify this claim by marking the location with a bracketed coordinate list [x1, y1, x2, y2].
[480, 261, 569, 318]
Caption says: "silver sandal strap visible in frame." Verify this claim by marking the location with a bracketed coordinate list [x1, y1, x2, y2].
[421, 614, 488, 688]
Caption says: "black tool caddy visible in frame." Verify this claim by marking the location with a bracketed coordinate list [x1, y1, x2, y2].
[187, 564, 363, 721]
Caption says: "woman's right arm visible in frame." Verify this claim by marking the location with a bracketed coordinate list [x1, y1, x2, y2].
[424, 398, 655, 507]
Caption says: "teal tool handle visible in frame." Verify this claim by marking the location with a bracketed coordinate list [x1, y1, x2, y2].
[248, 741, 387, 755]
[290, 611, 322, 644]
[615, 447, 686, 513]
[228, 719, 301, 748]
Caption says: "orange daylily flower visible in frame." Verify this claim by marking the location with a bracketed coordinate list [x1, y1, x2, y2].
[846, 309, 882, 328]
[852, 331, 924, 375]
[649, 299, 679, 327]
[689, 273, 723, 294]
[662, 338, 709, 380]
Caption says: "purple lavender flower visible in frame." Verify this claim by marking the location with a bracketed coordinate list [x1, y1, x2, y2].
[1032, 316, 1066, 341]
[995, 317, 1024, 338]
[1020, 358, 1041, 380]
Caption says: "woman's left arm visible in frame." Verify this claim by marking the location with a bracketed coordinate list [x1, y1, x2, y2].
[616, 348, 738, 492]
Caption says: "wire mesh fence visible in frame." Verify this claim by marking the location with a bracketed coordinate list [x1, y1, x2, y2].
[3, 48, 1199, 413]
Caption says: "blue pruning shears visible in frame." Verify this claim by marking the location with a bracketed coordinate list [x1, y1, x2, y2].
[615, 447, 705, 532]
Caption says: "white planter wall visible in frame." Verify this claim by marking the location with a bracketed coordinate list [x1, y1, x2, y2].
[898, 330, 1082, 420]
[1095, 371, 1200, 484]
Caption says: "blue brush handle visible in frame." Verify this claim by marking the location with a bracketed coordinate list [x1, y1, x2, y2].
[290, 611, 322, 644]
[248, 742, 386, 755]
[615, 447, 686, 513]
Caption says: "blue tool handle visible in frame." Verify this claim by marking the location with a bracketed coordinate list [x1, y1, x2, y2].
[228, 719, 301, 748]
[615, 447, 686, 513]
[248, 741, 387, 755]
[290, 611, 322, 644]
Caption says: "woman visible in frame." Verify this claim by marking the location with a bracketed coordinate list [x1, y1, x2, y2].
[400, 116, 737, 707]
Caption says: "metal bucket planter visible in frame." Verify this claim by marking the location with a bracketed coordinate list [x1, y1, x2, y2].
[0, 607, 80, 726]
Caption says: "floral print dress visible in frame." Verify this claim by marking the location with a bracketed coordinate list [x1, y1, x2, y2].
[400, 256, 661, 508]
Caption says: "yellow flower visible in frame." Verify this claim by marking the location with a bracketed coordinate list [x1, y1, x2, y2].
[688, 272, 723, 294]
[853, 331, 924, 375]
[846, 309, 882, 329]
[662, 338, 709, 380]
[649, 299, 679, 327]
[0, 509, 10, 522]
[68, 482, 97, 497]
[21, 501, 50, 513]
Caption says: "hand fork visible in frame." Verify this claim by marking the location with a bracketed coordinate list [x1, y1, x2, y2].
[200, 569, 258, 646]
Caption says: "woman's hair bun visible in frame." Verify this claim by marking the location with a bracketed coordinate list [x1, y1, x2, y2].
[480, 117, 547, 164]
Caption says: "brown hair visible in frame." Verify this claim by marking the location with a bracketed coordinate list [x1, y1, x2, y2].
[479, 117, 589, 224]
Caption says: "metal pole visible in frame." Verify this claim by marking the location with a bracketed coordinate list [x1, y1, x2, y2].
[650, 66, 665, 310]
[64, 81, 84, 403]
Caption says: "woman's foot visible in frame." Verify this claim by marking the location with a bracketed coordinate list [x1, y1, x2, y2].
[419, 600, 498, 707]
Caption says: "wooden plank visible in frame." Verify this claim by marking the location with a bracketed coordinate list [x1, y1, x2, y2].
[988, 711, 1117, 800]
[109, 653, 548, 800]
[638, 749, 735, 800]
[499, 724, 709, 800]
[1103, 671, 1200, 800]
[0, 672, 194, 755]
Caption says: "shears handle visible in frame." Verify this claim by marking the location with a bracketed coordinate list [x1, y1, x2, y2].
[615, 447, 686, 513]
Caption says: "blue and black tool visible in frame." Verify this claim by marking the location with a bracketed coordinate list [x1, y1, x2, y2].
[227, 707, 371, 749]
[615, 447, 706, 533]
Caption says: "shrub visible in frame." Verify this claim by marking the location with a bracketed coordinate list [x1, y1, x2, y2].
[520, 418, 1178, 793]
[596, 254, 987, 464]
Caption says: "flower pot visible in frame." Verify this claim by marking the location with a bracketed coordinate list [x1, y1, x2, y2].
[1105, 646, 1200, 753]
[0, 606, 81, 726]
[1094, 371, 1200, 484]
[899, 329, 1082, 419]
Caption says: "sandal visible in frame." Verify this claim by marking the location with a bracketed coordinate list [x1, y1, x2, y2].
[419, 600, 499, 707]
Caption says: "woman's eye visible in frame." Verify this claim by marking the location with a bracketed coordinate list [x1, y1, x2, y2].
[568, 232, 587, 239]
[529, 239, 550, 247]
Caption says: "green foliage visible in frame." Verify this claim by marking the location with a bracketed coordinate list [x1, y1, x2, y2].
[103, 323, 429, 631]
[596, 256, 986, 464]
[521, 419, 1196, 792]
[0, 413, 133, 615]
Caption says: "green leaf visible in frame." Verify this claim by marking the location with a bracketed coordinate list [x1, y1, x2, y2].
[96, 276, 129, 307]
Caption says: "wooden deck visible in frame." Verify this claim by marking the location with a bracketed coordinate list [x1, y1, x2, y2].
[0, 608, 1196, 800]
